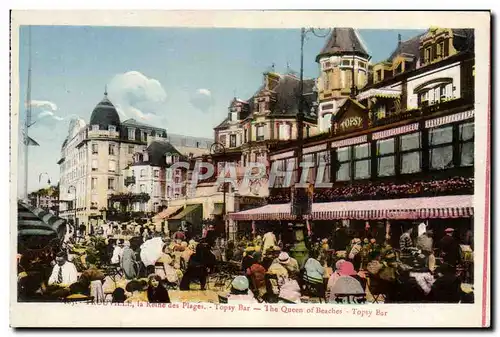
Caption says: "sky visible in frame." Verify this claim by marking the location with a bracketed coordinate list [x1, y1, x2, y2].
[16, 26, 425, 194]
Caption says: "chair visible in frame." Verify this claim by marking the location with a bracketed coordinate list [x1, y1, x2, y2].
[333, 293, 366, 304]
[366, 275, 388, 303]
[302, 271, 326, 303]
[104, 265, 123, 285]
[264, 273, 281, 296]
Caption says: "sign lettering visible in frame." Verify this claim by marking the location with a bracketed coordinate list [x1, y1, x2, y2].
[339, 116, 363, 130]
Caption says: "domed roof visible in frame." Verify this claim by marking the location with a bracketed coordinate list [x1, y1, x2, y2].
[89, 90, 121, 130]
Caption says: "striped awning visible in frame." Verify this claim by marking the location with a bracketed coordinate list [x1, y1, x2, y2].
[152, 205, 183, 221]
[228, 203, 291, 221]
[331, 135, 367, 149]
[357, 88, 401, 101]
[228, 195, 473, 221]
[425, 110, 474, 129]
[17, 201, 67, 238]
[372, 123, 419, 141]
[170, 204, 201, 220]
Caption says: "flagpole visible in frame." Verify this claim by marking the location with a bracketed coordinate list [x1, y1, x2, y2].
[23, 26, 32, 200]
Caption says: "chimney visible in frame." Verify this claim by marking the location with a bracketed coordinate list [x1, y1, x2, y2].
[398, 33, 402, 47]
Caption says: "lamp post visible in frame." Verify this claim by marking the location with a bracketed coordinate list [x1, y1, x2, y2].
[210, 142, 227, 239]
[37, 172, 51, 209]
[291, 27, 331, 268]
[68, 185, 77, 237]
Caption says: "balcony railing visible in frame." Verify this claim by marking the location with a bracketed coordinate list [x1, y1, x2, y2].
[268, 176, 473, 204]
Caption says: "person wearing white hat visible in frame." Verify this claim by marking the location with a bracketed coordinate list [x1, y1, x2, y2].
[277, 252, 300, 274]
[226, 276, 258, 304]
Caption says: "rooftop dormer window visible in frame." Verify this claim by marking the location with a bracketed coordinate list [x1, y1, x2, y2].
[92, 125, 99, 131]
[109, 125, 116, 133]
[128, 128, 135, 140]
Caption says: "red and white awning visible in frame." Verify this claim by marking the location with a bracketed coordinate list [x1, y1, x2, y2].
[331, 135, 368, 149]
[372, 123, 419, 141]
[229, 203, 292, 221]
[425, 110, 474, 129]
[228, 195, 473, 221]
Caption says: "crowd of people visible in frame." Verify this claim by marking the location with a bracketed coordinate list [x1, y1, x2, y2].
[17, 218, 474, 305]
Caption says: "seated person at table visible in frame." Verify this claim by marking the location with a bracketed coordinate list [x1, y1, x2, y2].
[226, 276, 258, 304]
[276, 252, 300, 275]
[48, 251, 78, 288]
[303, 252, 324, 286]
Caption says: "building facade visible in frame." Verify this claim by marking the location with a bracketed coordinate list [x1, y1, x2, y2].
[229, 27, 475, 243]
[58, 91, 169, 226]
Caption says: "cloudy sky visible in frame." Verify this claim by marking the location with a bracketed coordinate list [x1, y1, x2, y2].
[16, 26, 424, 193]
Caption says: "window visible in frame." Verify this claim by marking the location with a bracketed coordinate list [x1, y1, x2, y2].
[91, 159, 98, 171]
[429, 126, 454, 170]
[342, 60, 350, 66]
[400, 132, 422, 174]
[316, 151, 331, 184]
[166, 169, 172, 181]
[395, 62, 403, 74]
[303, 154, 315, 183]
[108, 160, 116, 172]
[154, 169, 159, 178]
[140, 184, 146, 193]
[108, 178, 115, 190]
[324, 61, 331, 69]
[109, 125, 116, 132]
[358, 61, 366, 69]
[128, 128, 135, 140]
[142, 132, 148, 142]
[323, 72, 330, 90]
[256, 125, 265, 141]
[354, 143, 371, 179]
[92, 143, 98, 154]
[109, 144, 115, 155]
[437, 40, 445, 57]
[376, 138, 395, 177]
[92, 125, 99, 131]
[336, 147, 351, 181]
[230, 134, 237, 147]
[279, 124, 290, 141]
[219, 134, 227, 146]
[424, 46, 431, 63]
[127, 145, 133, 154]
[140, 169, 146, 177]
[230, 112, 237, 121]
[376, 69, 382, 82]
[459, 122, 474, 166]
[91, 178, 97, 190]
[259, 101, 266, 113]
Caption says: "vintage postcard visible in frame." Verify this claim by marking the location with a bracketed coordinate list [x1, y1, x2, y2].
[10, 10, 491, 327]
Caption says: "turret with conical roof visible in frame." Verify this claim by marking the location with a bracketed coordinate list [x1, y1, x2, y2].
[316, 28, 370, 62]
[315, 28, 371, 133]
